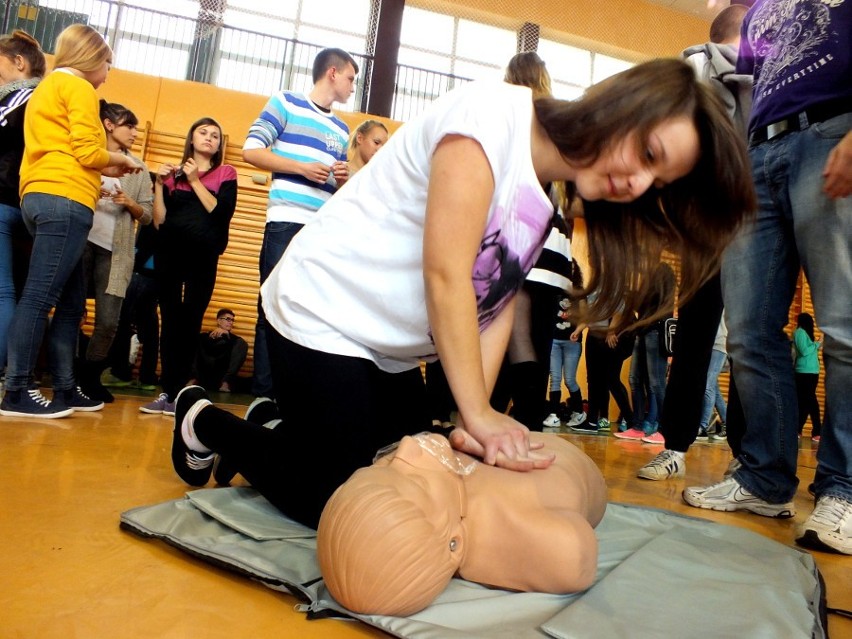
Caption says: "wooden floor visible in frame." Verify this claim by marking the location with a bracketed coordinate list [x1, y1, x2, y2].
[1, 391, 849, 638]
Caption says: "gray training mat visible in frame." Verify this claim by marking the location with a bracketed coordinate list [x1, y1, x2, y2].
[120, 487, 827, 639]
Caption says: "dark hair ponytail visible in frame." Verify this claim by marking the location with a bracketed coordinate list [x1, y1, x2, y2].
[99, 99, 139, 128]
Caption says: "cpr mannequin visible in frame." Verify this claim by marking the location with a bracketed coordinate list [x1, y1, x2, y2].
[317, 431, 607, 616]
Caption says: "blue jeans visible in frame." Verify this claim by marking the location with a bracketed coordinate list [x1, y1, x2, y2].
[549, 338, 581, 393]
[252, 221, 303, 397]
[5, 194, 92, 391]
[0, 203, 23, 369]
[699, 348, 728, 428]
[628, 329, 668, 426]
[722, 112, 852, 503]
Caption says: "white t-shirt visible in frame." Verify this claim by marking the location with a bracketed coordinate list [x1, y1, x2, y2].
[89, 176, 122, 251]
[262, 81, 554, 372]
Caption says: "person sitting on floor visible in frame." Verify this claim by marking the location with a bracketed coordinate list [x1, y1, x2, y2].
[188, 308, 247, 393]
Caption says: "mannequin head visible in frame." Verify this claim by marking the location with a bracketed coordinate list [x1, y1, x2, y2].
[317, 434, 467, 616]
[318, 432, 606, 616]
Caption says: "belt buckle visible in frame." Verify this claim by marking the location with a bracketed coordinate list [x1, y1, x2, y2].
[766, 119, 790, 141]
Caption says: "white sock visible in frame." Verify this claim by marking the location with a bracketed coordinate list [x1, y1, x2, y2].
[667, 449, 686, 459]
[181, 399, 213, 453]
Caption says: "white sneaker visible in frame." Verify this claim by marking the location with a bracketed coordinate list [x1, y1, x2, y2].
[566, 411, 587, 428]
[796, 495, 852, 555]
[542, 413, 561, 428]
[637, 449, 684, 480]
[682, 476, 795, 518]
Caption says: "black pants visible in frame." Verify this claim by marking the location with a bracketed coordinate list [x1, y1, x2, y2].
[585, 332, 633, 424]
[659, 274, 723, 453]
[795, 372, 821, 437]
[156, 246, 218, 399]
[193, 329, 430, 529]
[109, 271, 159, 384]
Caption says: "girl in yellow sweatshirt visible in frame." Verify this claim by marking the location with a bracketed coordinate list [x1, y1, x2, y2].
[0, 24, 140, 419]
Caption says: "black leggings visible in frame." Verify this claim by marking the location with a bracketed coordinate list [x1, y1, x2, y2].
[156, 246, 218, 399]
[193, 329, 430, 529]
[585, 332, 633, 424]
[795, 372, 821, 437]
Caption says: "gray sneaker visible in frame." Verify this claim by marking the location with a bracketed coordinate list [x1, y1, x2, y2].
[683, 476, 795, 518]
[140, 393, 169, 414]
[796, 495, 852, 555]
[637, 449, 685, 480]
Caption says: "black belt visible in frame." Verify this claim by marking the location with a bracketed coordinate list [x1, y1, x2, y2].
[749, 99, 851, 145]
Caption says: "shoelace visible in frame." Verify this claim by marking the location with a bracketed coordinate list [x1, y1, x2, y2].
[27, 389, 51, 407]
[651, 451, 679, 469]
[75, 386, 93, 400]
[811, 497, 848, 527]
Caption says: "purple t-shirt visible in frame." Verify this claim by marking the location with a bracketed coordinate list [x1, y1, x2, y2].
[737, 0, 852, 134]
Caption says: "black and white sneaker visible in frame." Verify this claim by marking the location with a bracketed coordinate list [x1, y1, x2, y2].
[55, 387, 105, 412]
[171, 385, 214, 486]
[0, 387, 73, 419]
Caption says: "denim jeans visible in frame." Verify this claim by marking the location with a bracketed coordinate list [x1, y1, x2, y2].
[252, 221, 303, 397]
[628, 329, 668, 426]
[0, 203, 23, 369]
[699, 348, 728, 428]
[5, 194, 92, 391]
[81, 242, 124, 361]
[722, 112, 852, 503]
[549, 338, 581, 393]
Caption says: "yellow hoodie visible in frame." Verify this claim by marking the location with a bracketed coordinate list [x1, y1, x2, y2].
[20, 69, 110, 212]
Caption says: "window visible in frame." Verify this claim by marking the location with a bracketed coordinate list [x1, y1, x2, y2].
[538, 37, 634, 100]
[394, 7, 515, 119]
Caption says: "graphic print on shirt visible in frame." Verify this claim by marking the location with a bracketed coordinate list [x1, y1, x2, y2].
[471, 185, 552, 331]
[748, 0, 843, 100]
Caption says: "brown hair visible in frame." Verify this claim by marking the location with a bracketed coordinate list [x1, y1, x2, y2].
[312, 47, 359, 83]
[53, 24, 112, 73]
[710, 5, 749, 44]
[0, 29, 46, 78]
[535, 58, 755, 331]
[504, 51, 552, 99]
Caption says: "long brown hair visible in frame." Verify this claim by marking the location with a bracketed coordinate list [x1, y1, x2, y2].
[535, 58, 755, 331]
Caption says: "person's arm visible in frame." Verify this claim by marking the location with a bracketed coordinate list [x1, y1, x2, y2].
[823, 130, 852, 199]
[242, 147, 332, 185]
[182, 158, 218, 213]
[152, 163, 176, 229]
[115, 160, 154, 224]
[424, 134, 552, 471]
